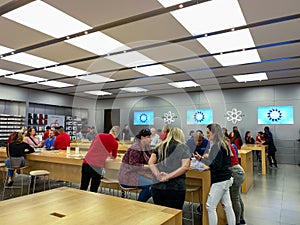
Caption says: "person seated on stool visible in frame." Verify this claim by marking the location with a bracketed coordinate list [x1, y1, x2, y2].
[6, 131, 35, 186]
[53, 126, 70, 150]
[118, 128, 153, 202]
[44, 129, 56, 150]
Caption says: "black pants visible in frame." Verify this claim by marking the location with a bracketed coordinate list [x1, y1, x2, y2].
[80, 163, 103, 192]
[267, 151, 277, 167]
[151, 187, 186, 210]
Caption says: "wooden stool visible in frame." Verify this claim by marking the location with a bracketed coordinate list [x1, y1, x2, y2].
[184, 185, 201, 225]
[28, 170, 50, 194]
[119, 184, 140, 200]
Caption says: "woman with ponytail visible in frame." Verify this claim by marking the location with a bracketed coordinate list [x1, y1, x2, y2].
[194, 123, 236, 225]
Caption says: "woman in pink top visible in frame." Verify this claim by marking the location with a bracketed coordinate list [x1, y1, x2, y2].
[25, 127, 43, 148]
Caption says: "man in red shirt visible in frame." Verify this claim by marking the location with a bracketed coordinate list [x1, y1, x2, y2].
[53, 126, 70, 150]
[80, 126, 121, 192]
[43, 126, 51, 141]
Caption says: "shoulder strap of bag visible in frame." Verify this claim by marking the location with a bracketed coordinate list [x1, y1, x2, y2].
[29, 136, 38, 146]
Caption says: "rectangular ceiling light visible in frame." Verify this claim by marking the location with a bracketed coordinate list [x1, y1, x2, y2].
[6, 74, 47, 83]
[168, 80, 199, 88]
[215, 49, 261, 66]
[78, 74, 114, 83]
[157, 0, 191, 7]
[159, 0, 261, 66]
[45, 65, 86, 77]
[120, 87, 148, 93]
[39, 80, 74, 88]
[4, 52, 54, 68]
[84, 90, 112, 96]
[107, 51, 174, 76]
[66, 32, 129, 55]
[3, 0, 90, 38]
[233, 73, 268, 82]
[0, 69, 12, 76]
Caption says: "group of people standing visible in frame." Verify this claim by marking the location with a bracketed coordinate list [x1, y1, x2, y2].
[80, 123, 251, 225]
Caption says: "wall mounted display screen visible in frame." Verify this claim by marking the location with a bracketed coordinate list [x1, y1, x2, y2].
[257, 106, 294, 124]
[186, 109, 213, 125]
[133, 111, 154, 125]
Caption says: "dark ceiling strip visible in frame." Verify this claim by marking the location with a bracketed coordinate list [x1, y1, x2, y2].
[0, 0, 34, 16]
[0, 0, 206, 57]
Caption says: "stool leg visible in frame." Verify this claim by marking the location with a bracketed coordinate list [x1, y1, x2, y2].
[43, 175, 46, 191]
[28, 176, 32, 195]
[48, 176, 51, 190]
[20, 169, 23, 196]
[32, 176, 37, 194]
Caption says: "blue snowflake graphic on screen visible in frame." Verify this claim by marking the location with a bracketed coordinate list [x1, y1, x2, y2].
[193, 111, 205, 123]
[267, 108, 282, 122]
[139, 113, 148, 123]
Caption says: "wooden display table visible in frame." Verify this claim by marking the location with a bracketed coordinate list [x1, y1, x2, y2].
[241, 144, 268, 175]
[238, 150, 253, 193]
[0, 149, 227, 225]
[0, 187, 182, 225]
[70, 141, 132, 154]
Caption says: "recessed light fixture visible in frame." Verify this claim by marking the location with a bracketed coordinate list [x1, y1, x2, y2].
[168, 80, 199, 88]
[233, 73, 268, 82]
[3, 0, 90, 38]
[5, 74, 47, 83]
[39, 80, 74, 88]
[120, 87, 148, 93]
[78, 74, 114, 83]
[107, 51, 174, 76]
[84, 90, 112, 96]
[45, 65, 86, 77]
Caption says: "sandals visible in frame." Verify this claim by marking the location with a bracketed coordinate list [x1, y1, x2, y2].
[7, 180, 14, 186]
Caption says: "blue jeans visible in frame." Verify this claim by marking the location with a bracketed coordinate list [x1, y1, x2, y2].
[206, 177, 236, 225]
[229, 164, 245, 223]
[121, 175, 152, 202]
[5, 157, 25, 177]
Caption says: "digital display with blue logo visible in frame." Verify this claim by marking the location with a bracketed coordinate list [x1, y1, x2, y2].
[186, 109, 213, 125]
[133, 111, 154, 125]
[257, 106, 294, 124]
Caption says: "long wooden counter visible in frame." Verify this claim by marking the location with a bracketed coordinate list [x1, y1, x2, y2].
[0, 148, 227, 225]
[241, 144, 268, 175]
[0, 187, 182, 225]
[70, 141, 131, 154]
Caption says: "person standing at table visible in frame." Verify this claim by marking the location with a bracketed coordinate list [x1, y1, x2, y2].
[118, 128, 153, 202]
[122, 124, 131, 141]
[86, 126, 97, 141]
[229, 126, 243, 150]
[150, 127, 159, 147]
[148, 127, 191, 210]
[80, 126, 121, 193]
[225, 136, 246, 225]
[53, 126, 70, 150]
[25, 127, 43, 148]
[159, 124, 170, 142]
[44, 130, 56, 150]
[263, 126, 278, 168]
[6, 131, 35, 186]
[194, 123, 235, 225]
[187, 130, 209, 156]
[43, 126, 51, 141]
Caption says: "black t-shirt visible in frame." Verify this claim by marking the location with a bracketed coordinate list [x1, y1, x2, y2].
[152, 140, 190, 191]
[8, 142, 35, 157]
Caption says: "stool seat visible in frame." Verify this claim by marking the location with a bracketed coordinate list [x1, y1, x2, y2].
[0, 162, 5, 167]
[28, 170, 50, 194]
[29, 170, 50, 176]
